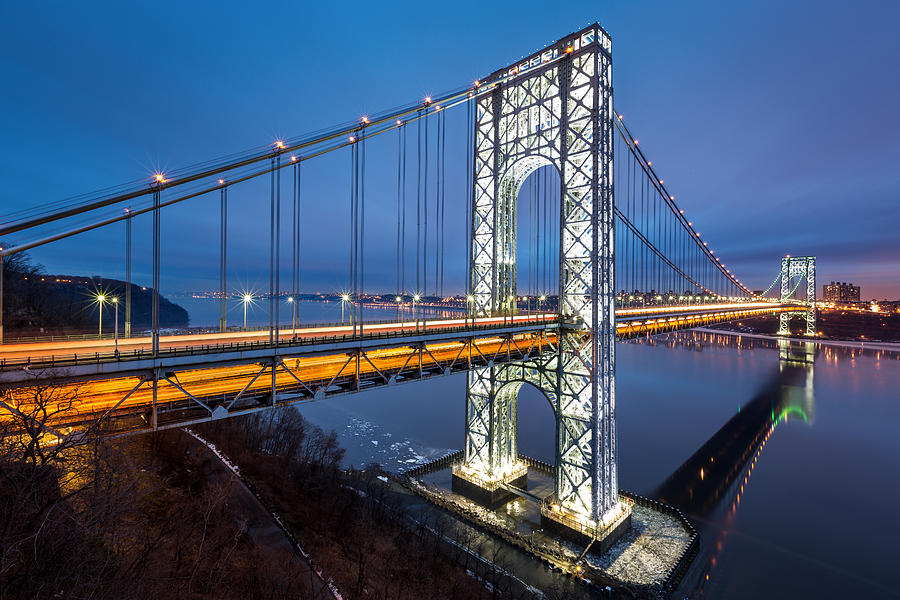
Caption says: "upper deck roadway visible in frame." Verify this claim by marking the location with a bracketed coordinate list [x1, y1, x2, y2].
[0, 302, 804, 437]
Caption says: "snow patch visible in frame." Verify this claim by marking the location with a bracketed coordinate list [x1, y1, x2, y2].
[184, 429, 241, 475]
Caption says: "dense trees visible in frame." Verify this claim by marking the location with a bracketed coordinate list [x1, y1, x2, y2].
[0, 388, 544, 599]
[0, 388, 319, 599]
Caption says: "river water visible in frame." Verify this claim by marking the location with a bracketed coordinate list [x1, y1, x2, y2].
[184, 298, 900, 598]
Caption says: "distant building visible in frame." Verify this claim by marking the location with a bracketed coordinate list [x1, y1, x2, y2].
[823, 281, 860, 302]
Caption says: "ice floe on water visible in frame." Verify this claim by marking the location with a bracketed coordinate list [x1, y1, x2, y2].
[299, 406, 451, 473]
[341, 416, 452, 472]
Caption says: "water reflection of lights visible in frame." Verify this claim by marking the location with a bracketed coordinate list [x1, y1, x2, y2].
[644, 332, 819, 597]
[506, 500, 524, 516]
[693, 388, 811, 597]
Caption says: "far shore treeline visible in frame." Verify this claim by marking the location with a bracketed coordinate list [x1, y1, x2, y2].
[1, 244, 188, 337]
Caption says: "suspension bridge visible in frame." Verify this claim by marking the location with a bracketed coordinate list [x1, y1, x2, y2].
[0, 23, 816, 545]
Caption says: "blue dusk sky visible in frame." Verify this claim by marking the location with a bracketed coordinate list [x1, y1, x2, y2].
[1, 1, 898, 299]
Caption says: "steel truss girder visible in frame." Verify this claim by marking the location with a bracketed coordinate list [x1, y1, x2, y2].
[4, 333, 556, 442]
[466, 25, 617, 523]
[778, 256, 816, 336]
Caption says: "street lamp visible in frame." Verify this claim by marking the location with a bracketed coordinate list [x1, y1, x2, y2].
[96, 294, 106, 336]
[341, 294, 350, 324]
[287, 296, 295, 331]
[242, 293, 253, 330]
[395, 295, 402, 323]
[413, 294, 420, 331]
[111, 297, 119, 354]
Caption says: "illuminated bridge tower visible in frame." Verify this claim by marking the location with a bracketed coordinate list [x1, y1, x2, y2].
[778, 256, 816, 336]
[455, 24, 630, 543]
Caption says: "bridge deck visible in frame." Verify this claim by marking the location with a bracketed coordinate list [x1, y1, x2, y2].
[0, 302, 803, 438]
[0, 302, 798, 374]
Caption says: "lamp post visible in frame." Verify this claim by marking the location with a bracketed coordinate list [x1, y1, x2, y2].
[466, 294, 474, 327]
[341, 294, 350, 325]
[112, 297, 119, 354]
[96, 294, 106, 337]
[287, 296, 295, 332]
[395, 296, 402, 325]
[242, 293, 253, 330]
[539, 294, 546, 322]
[413, 294, 420, 332]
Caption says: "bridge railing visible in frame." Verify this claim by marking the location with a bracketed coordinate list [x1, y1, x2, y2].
[1, 314, 465, 344]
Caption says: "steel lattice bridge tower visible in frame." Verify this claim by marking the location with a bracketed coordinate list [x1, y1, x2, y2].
[0, 23, 816, 546]
[777, 255, 816, 336]
[457, 25, 623, 534]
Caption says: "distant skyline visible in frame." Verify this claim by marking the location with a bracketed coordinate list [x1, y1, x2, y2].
[2, 1, 899, 298]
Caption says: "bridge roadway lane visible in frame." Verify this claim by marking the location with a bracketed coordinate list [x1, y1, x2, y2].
[0, 313, 556, 364]
[0, 302, 794, 366]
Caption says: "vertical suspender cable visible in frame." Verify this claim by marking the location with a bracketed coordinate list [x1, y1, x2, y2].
[424, 109, 430, 297]
[440, 110, 446, 298]
[293, 161, 300, 329]
[296, 161, 301, 328]
[416, 113, 422, 299]
[543, 167, 548, 297]
[152, 185, 160, 356]
[291, 164, 297, 329]
[529, 175, 533, 300]
[656, 189, 661, 293]
[464, 96, 473, 305]
[275, 154, 281, 343]
[615, 136, 621, 297]
[220, 186, 227, 332]
[533, 174, 538, 301]
[125, 209, 132, 338]
[434, 110, 440, 296]
[359, 128, 366, 335]
[629, 150, 635, 294]
[349, 142, 356, 329]
[401, 123, 407, 296]
[537, 169, 542, 297]
[644, 173, 649, 295]
[269, 157, 275, 342]
[397, 126, 402, 297]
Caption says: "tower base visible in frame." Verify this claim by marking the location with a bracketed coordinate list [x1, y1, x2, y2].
[540, 496, 633, 552]
[451, 461, 528, 508]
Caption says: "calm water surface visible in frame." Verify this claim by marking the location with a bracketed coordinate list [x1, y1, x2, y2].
[172, 295, 462, 329]
[185, 298, 899, 598]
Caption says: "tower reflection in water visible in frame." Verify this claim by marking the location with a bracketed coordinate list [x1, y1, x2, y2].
[648, 334, 816, 596]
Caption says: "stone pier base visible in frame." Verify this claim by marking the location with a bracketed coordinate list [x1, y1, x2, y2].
[451, 461, 528, 508]
[540, 497, 633, 553]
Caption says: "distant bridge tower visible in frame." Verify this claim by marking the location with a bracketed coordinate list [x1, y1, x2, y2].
[778, 256, 816, 336]
[456, 23, 630, 541]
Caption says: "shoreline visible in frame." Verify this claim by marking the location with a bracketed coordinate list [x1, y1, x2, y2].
[692, 327, 900, 353]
